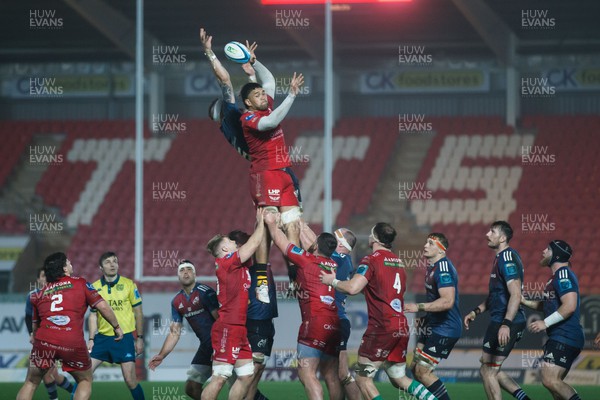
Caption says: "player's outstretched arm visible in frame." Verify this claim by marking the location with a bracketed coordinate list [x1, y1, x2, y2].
[256, 72, 304, 131]
[238, 208, 266, 263]
[200, 27, 235, 104]
[148, 322, 183, 370]
[95, 300, 124, 341]
[246, 41, 276, 98]
[265, 211, 291, 253]
[320, 270, 367, 296]
[299, 221, 317, 251]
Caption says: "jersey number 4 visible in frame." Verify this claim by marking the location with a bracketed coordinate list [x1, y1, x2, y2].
[393, 273, 402, 294]
[50, 294, 64, 311]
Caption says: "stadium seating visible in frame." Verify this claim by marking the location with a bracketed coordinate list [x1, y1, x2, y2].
[408, 115, 600, 295]
[4, 115, 598, 294]
[15, 117, 395, 288]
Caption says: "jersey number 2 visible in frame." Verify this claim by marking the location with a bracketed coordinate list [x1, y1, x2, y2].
[393, 273, 402, 294]
[50, 294, 64, 311]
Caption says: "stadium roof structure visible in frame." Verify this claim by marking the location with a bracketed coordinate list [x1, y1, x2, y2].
[1, 0, 599, 66]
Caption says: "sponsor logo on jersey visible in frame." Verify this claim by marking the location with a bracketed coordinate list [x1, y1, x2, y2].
[320, 295, 335, 305]
[323, 324, 336, 330]
[47, 315, 70, 326]
[383, 257, 403, 268]
[193, 296, 200, 305]
[178, 302, 184, 309]
[134, 288, 141, 299]
[245, 114, 255, 121]
[390, 298, 402, 312]
[86, 282, 95, 291]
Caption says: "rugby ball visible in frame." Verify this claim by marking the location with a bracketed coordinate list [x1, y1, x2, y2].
[224, 41, 251, 64]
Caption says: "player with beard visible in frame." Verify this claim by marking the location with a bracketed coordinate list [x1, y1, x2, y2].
[463, 221, 529, 400]
[521, 241, 583, 400]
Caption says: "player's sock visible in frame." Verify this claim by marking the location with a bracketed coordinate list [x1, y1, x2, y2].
[512, 388, 530, 400]
[427, 379, 450, 400]
[58, 375, 75, 392]
[254, 390, 269, 400]
[130, 384, 145, 400]
[407, 380, 437, 400]
[44, 382, 58, 400]
[568, 395, 581, 400]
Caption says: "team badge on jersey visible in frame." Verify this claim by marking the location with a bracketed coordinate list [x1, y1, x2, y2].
[356, 264, 369, 275]
[390, 298, 402, 312]
[505, 263, 517, 275]
[290, 246, 304, 256]
[559, 279, 572, 290]
[440, 273, 452, 284]
[86, 282, 95, 291]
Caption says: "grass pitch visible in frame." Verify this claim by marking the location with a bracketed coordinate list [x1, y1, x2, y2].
[2, 381, 597, 399]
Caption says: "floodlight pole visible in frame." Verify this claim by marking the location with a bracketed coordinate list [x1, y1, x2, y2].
[323, 0, 333, 233]
[134, 0, 144, 281]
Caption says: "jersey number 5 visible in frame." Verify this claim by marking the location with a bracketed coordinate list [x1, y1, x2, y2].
[50, 294, 64, 312]
[393, 273, 402, 294]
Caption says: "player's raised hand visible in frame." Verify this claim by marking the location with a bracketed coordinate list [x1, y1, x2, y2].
[245, 40, 257, 64]
[264, 209, 280, 226]
[199, 28, 212, 51]
[148, 354, 164, 371]
[289, 72, 305, 96]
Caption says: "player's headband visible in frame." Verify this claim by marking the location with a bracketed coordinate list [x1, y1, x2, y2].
[335, 229, 352, 252]
[428, 235, 447, 252]
[178, 262, 196, 273]
[370, 226, 382, 244]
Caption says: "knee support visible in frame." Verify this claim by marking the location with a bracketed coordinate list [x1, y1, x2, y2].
[211, 364, 234, 379]
[355, 362, 378, 378]
[187, 364, 211, 384]
[414, 347, 440, 370]
[341, 373, 355, 386]
[234, 362, 254, 377]
[281, 207, 302, 224]
[252, 353, 269, 365]
[384, 362, 407, 379]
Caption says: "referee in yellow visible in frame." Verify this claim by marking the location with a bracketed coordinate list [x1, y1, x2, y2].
[88, 251, 145, 399]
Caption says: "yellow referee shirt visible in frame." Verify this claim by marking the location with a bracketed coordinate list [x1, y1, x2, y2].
[92, 274, 142, 335]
